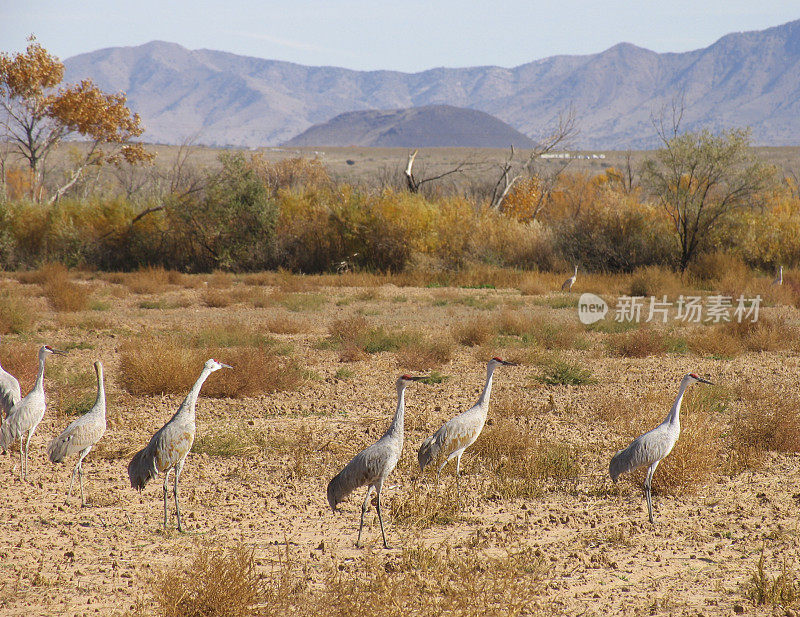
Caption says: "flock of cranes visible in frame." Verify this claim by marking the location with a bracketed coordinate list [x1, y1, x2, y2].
[0, 337, 716, 548]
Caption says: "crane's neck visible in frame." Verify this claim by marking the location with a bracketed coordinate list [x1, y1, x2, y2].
[477, 364, 497, 408]
[94, 365, 106, 417]
[665, 377, 691, 427]
[177, 366, 214, 421]
[573, 266, 578, 276]
[385, 382, 407, 440]
[33, 350, 48, 393]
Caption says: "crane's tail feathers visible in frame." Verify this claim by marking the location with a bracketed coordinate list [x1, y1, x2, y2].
[609, 448, 632, 483]
[0, 421, 13, 453]
[128, 447, 158, 491]
[417, 434, 439, 473]
[47, 435, 70, 463]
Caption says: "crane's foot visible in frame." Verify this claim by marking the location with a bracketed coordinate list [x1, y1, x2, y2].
[383, 542, 392, 549]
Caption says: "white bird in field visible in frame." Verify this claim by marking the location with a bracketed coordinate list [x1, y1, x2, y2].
[0, 345, 67, 480]
[0, 336, 22, 423]
[772, 265, 783, 286]
[48, 361, 106, 506]
[327, 374, 423, 548]
[128, 358, 231, 531]
[561, 265, 578, 292]
[609, 372, 713, 524]
[418, 357, 517, 494]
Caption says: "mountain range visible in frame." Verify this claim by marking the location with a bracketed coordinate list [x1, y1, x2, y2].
[62, 19, 800, 149]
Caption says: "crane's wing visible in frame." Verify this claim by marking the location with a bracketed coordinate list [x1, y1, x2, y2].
[0, 372, 21, 418]
[609, 426, 673, 482]
[327, 445, 385, 511]
[418, 407, 483, 472]
[48, 412, 105, 463]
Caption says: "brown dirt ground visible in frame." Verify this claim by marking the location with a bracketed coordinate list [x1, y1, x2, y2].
[0, 273, 798, 616]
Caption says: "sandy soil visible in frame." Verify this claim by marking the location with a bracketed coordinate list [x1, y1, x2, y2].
[0, 274, 798, 616]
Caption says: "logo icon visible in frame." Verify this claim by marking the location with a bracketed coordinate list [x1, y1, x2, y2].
[578, 293, 608, 325]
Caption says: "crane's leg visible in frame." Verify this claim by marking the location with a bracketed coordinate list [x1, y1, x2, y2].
[375, 481, 390, 549]
[162, 468, 172, 529]
[645, 463, 657, 524]
[174, 459, 184, 533]
[455, 453, 463, 499]
[68, 462, 78, 500]
[77, 447, 91, 506]
[356, 485, 373, 548]
[23, 430, 33, 482]
[18, 438, 24, 480]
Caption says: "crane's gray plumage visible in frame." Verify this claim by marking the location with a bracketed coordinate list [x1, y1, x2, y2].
[561, 265, 578, 292]
[327, 374, 421, 548]
[418, 357, 516, 494]
[0, 345, 66, 480]
[609, 372, 713, 523]
[48, 361, 106, 505]
[0, 337, 21, 422]
[127, 358, 230, 531]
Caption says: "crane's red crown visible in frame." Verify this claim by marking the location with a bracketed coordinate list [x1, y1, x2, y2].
[492, 356, 504, 362]
[401, 374, 414, 380]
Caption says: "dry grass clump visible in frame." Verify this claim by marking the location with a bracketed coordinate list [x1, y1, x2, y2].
[746, 548, 800, 609]
[627, 265, 687, 298]
[0, 341, 40, 388]
[391, 484, 462, 528]
[470, 419, 581, 498]
[720, 316, 797, 353]
[119, 339, 303, 397]
[687, 327, 745, 358]
[124, 266, 172, 294]
[326, 315, 409, 360]
[155, 544, 261, 617]
[535, 355, 595, 386]
[202, 287, 234, 308]
[607, 328, 686, 357]
[0, 290, 36, 333]
[37, 263, 89, 311]
[729, 385, 800, 467]
[265, 315, 314, 334]
[395, 335, 454, 370]
[193, 424, 269, 458]
[451, 317, 495, 347]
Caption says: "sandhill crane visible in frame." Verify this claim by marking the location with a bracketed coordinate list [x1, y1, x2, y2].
[0, 345, 67, 480]
[609, 372, 713, 524]
[327, 374, 422, 548]
[48, 361, 106, 506]
[0, 337, 21, 422]
[128, 359, 230, 531]
[772, 265, 783, 285]
[418, 357, 516, 495]
[561, 265, 578, 292]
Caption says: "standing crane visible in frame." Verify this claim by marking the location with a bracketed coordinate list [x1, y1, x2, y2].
[772, 265, 783, 286]
[327, 374, 423, 548]
[0, 345, 67, 480]
[561, 265, 578, 292]
[0, 337, 22, 455]
[48, 361, 106, 506]
[418, 357, 516, 495]
[128, 358, 230, 531]
[609, 372, 713, 524]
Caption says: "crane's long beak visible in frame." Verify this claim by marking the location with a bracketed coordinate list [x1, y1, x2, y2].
[220, 363, 233, 369]
[50, 348, 68, 356]
[501, 360, 518, 366]
[697, 376, 714, 385]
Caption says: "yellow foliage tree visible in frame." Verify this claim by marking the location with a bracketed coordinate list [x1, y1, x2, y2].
[0, 36, 152, 202]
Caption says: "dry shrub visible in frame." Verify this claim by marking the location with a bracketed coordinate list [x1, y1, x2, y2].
[0, 290, 36, 333]
[730, 385, 800, 465]
[265, 315, 313, 334]
[155, 544, 261, 617]
[391, 484, 462, 528]
[203, 288, 233, 308]
[38, 263, 89, 311]
[608, 328, 668, 358]
[627, 265, 687, 298]
[451, 317, 494, 347]
[395, 335, 454, 370]
[721, 316, 796, 352]
[0, 341, 40, 389]
[470, 419, 581, 498]
[688, 327, 744, 358]
[125, 266, 171, 294]
[119, 339, 303, 397]
[516, 274, 550, 295]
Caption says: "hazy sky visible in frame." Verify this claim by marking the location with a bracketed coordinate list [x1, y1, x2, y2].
[1, 1, 798, 72]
